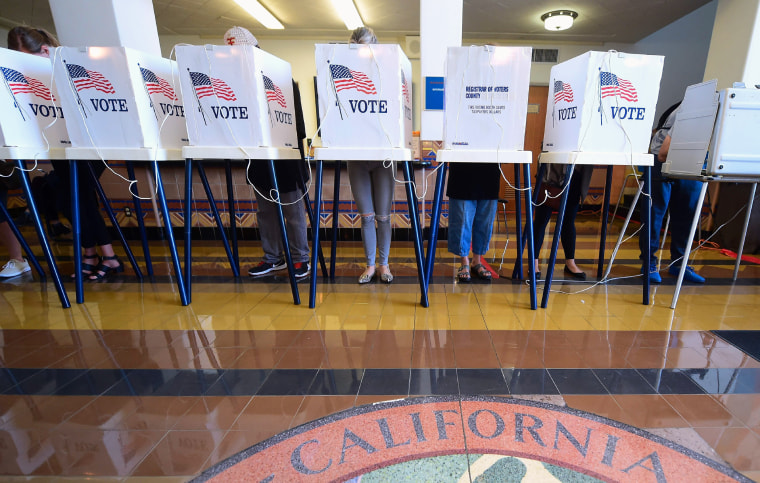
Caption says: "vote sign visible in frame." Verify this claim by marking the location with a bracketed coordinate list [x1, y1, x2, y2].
[315, 44, 412, 150]
[0, 47, 70, 150]
[51, 46, 188, 150]
[175, 45, 298, 150]
[543, 51, 664, 154]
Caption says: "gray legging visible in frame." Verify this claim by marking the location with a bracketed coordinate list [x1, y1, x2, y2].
[347, 161, 395, 267]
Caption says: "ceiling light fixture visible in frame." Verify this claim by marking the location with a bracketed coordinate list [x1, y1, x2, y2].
[232, 0, 284, 30]
[541, 10, 578, 31]
[330, 0, 364, 30]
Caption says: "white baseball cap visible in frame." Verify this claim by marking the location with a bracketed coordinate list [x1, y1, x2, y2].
[224, 26, 258, 46]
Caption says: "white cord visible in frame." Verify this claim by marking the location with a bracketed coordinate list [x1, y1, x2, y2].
[536, 186, 755, 296]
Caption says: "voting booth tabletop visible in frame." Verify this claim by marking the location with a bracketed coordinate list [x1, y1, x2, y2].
[1, 218, 760, 480]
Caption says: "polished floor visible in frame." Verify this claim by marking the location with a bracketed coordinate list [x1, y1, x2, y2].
[1, 215, 760, 481]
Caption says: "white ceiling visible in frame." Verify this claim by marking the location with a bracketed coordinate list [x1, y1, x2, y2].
[2, 0, 712, 44]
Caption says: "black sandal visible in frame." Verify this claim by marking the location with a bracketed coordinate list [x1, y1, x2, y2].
[71, 255, 101, 279]
[471, 263, 493, 281]
[457, 265, 471, 283]
[89, 255, 124, 280]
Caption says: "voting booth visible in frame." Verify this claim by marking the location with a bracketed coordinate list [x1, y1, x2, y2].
[50, 46, 187, 150]
[663, 80, 760, 178]
[542, 51, 664, 161]
[438, 45, 532, 163]
[0, 47, 70, 152]
[315, 44, 413, 151]
[174, 45, 298, 150]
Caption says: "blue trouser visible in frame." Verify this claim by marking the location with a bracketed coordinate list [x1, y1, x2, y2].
[447, 198, 497, 257]
[639, 176, 703, 264]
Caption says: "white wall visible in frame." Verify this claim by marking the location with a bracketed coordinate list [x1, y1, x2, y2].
[704, 0, 760, 89]
[609, 1, 718, 122]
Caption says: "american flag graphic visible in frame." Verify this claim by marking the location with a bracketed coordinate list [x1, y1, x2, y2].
[329, 64, 377, 95]
[1, 67, 55, 101]
[262, 75, 286, 108]
[140, 67, 177, 100]
[65, 63, 116, 94]
[600, 72, 638, 102]
[553, 80, 573, 103]
[189, 71, 236, 101]
[401, 70, 410, 104]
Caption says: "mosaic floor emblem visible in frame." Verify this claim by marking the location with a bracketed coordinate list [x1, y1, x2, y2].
[194, 396, 750, 482]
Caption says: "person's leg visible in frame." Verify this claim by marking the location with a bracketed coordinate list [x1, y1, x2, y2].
[0, 189, 22, 262]
[0, 222, 23, 261]
[0, 214, 30, 278]
[370, 162, 395, 280]
[560, 173, 583, 273]
[639, 177, 671, 281]
[348, 162, 378, 281]
[666, 179, 705, 283]
[78, 162, 121, 279]
[532, 203, 552, 273]
[470, 199, 497, 279]
[447, 198, 475, 281]
[254, 189, 288, 265]
[51, 161, 98, 277]
[280, 189, 310, 264]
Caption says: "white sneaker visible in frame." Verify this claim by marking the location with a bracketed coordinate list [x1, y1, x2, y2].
[0, 259, 31, 278]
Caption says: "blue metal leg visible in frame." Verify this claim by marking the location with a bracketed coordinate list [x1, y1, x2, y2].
[513, 163, 523, 280]
[541, 164, 574, 309]
[330, 163, 341, 281]
[402, 161, 428, 308]
[184, 159, 193, 303]
[407, 164, 424, 249]
[224, 160, 240, 276]
[309, 160, 323, 308]
[154, 161, 189, 306]
[513, 163, 545, 279]
[268, 160, 300, 305]
[0, 202, 44, 279]
[126, 161, 153, 277]
[424, 162, 447, 290]
[597, 166, 614, 280]
[643, 165, 651, 305]
[87, 162, 143, 280]
[298, 173, 327, 279]
[196, 161, 239, 278]
[70, 159, 83, 304]
[523, 164, 537, 310]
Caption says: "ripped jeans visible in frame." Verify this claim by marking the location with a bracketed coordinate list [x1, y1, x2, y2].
[348, 161, 395, 266]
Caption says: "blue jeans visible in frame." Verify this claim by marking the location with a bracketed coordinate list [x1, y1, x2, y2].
[639, 176, 702, 264]
[447, 198, 497, 257]
[348, 161, 395, 266]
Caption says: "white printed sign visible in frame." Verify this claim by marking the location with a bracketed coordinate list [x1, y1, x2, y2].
[443, 46, 531, 151]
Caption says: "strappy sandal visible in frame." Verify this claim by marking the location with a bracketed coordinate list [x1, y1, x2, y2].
[71, 255, 101, 279]
[89, 255, 124, 281]
[471, 263, 492, 281]
[457, 265, 471, 283]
